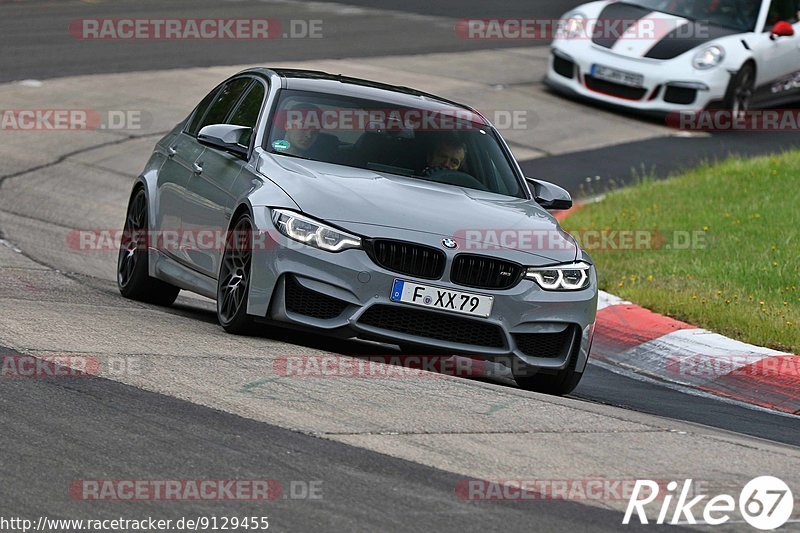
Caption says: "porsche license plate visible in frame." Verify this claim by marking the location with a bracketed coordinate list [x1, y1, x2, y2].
[591, 64, 644, 87]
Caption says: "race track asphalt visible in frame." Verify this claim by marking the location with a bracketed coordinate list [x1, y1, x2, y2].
[1, 1, 798, 530]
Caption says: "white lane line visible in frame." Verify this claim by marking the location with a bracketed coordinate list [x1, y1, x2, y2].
[16, 79, 43, 87]
[0, 239, 23, 254]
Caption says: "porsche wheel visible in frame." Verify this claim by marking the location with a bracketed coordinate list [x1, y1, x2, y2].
[725, 63, 755, 118]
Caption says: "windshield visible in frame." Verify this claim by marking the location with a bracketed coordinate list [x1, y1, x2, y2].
[265, 89, 526, 198]
[623, 0, 763, 31]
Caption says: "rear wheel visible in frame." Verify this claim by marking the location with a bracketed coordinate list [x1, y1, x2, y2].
[117, 187, 180, 306]
[217, 214, 258, 334]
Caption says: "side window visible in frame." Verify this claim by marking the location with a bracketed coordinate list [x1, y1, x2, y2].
[228, 81, 266, 147]
[197, 78, 252, 132]
[766, 0, 800, 27]
[186, 86, 221, 137]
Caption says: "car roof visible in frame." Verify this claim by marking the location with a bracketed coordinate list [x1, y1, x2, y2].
[239, 67, 489, 125]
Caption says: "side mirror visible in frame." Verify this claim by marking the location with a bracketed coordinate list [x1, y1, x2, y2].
[770, 21, 795, 39]
[526, 178, 573, 210]
[197, 124, 252, 158]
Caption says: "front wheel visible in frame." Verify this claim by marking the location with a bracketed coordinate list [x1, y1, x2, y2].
[217, 213, 258, 334]
[513, 363, 584, 396]
[724, 63, 755, 117]
[117, 187, 180, 306]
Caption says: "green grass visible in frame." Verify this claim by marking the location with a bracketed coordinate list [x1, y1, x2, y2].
[562, 151, 800, 353]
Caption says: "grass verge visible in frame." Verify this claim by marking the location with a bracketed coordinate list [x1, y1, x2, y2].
[562, 151, 799, 353]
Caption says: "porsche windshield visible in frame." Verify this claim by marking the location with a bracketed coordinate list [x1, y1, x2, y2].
[623, 0, 763, 31]
[265, 90, 525, 198]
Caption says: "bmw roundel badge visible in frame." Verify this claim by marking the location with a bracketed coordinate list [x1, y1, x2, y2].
[442, 238, 458, 249]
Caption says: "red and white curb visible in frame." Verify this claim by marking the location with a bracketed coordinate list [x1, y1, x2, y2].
[552, 203, 799, 415]
[592, 292, 800, 415]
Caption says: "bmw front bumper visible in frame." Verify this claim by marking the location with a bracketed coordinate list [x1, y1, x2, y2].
[247, 208, 598, 374]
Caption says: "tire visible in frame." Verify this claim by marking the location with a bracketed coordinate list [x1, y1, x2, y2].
[117, 187, 180, 306]
[513, 358, 584, 396]
[216, 213, 258, 335]
[724, 63, 755, 117]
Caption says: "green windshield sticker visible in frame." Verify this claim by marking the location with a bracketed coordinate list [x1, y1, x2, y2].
[272, 139, 290, 151]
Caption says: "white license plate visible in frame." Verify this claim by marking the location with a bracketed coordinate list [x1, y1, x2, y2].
[390, 279, 493, 318]
[591, 64, 644, 87]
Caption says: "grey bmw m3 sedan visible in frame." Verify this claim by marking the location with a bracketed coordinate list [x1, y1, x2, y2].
[117, 68, 598, 394]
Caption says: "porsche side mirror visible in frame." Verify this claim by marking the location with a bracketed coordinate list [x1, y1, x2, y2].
[770, 21, 795, 40]
[197, 124, 251, 158]
[526, 178, 573, 210]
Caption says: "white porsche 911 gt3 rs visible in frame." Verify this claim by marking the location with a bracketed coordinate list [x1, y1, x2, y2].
[545, 0, 800, 114]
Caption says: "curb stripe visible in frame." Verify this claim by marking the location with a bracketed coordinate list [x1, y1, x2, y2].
[593, 298, 798, 415]
[701, 356, 800, 414]
[594, 303, 695, 352]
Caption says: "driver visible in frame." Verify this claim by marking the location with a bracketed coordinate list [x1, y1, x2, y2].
[278, 103, 337, 160]
[421, 135, 467, 176]
[282, 103, 321, 157]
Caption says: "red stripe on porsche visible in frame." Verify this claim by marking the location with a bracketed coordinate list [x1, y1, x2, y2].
[700, 356, 800, 414]
[593, 304, 696, 354]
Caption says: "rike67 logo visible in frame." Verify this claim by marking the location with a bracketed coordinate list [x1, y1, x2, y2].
[624, 476, 794, 529]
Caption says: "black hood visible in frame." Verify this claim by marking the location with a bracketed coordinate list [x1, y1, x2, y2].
[644, 22, 737, 59]
[592, 2, 738, 60]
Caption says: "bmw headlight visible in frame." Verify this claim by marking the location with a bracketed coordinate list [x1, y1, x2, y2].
[271, 209, 361, 252]
[526, 261, 592, 291]
[692, 45, 725, 69]
[558, 12, 587, 39]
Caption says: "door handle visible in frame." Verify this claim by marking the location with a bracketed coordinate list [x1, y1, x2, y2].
[167, 146, 177, 157]
[193, 162, 203, 174]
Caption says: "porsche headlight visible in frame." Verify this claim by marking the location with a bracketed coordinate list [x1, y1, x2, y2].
[526, 261, 592, 291]
[692, 45, 725, 69]
[271, 209, 361, 252]
[558, 12, 587, 39]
